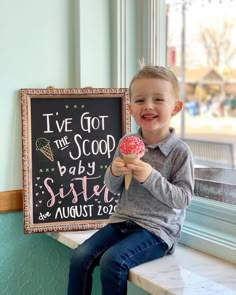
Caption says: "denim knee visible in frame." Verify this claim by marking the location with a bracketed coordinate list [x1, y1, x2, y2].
[100, 247, 128, 275]
[70, 244, 92, 270]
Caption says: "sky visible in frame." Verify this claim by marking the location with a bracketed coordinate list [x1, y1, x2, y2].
[167, 0, 236, 68]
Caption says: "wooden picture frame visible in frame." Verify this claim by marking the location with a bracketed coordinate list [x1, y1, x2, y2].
[21, 87, 131, 233]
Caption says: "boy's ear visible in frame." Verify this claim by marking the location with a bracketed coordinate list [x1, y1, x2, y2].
[171, 100, 183, 116]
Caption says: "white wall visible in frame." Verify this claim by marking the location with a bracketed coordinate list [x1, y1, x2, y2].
[0, 0, 73, 190]
[0, 0, 163, 191]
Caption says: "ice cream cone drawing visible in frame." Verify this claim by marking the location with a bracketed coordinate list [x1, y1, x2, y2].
[36, 137, 54, 162]
[119, 136, 145, 190]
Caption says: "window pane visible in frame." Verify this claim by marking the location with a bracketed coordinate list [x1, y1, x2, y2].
[166, 0, 236, 205]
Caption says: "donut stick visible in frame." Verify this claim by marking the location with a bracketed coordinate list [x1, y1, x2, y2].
[119, 136, 145, 190]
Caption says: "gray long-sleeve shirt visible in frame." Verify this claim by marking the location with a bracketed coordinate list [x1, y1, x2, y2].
[104, 128, 194, 253]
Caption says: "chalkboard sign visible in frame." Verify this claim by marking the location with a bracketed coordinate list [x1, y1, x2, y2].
[21, 87, 130, 233]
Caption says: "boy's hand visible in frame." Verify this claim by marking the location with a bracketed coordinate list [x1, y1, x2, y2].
[111, 157, 131, 177]
[126, 159, 153, 183]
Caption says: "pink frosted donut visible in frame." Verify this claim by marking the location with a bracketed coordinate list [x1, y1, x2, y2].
[119, 136, 145, 157]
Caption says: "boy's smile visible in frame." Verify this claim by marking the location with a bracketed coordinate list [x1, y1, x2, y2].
[142, 112, 158, 120]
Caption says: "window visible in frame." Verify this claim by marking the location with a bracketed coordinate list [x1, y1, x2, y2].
[165, 0, 236, 263]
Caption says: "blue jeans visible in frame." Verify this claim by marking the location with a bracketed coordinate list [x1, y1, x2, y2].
[67, 220, 168, 295]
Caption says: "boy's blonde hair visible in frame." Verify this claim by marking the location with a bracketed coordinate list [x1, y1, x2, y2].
[129, 65, 180, 100]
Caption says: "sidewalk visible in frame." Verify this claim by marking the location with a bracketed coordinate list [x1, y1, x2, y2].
[173, 114, 236, 140]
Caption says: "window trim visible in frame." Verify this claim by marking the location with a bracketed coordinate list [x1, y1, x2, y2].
[110, 0, 167, 88]
[180, 196, 236, 264]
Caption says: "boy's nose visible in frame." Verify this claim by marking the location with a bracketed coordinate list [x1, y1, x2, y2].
[144, 98, 154, 109]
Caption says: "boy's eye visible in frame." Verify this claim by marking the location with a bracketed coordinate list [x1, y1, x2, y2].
[134, 98, 144, 103]
[153, 97, 164, 102]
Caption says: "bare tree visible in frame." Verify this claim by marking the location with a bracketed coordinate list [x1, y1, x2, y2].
[199, 20, 236, 68]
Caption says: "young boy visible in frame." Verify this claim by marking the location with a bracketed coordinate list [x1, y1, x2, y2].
[67, 65, 194, 295]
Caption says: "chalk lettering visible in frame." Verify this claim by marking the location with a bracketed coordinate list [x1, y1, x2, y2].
[38, 211, 51, 221]
[69, 134, 116, 160]
[57, 160, 95, 176]
[54, 136, 70, 150]
[56, 118, 73, 133]
[43, 113, 73, 133]
[81, 112, 109, 133]
[43, 113, 54, 133]
[44, 176, 113, 208]
[97, 204, 116, 216]
[55, 205, 94, 220]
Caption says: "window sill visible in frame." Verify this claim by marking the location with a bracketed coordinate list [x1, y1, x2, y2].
[180, 196, 236, 264]
[48, 230, 236, 294]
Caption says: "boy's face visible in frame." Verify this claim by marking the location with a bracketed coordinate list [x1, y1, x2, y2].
[129, 78, 182, 137]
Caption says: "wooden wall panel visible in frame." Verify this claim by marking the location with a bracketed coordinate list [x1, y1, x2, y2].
[0, 190, 23, 213]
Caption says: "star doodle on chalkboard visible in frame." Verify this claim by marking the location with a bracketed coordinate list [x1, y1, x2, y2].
[51, 168, 54, 172]
[65, 105, 69, 109]
[46, 168, 49, 172]
[81, 105, 85, 108]
[100, 165, 108, 169]
[74, 105, 78, 108]
[39, 169, 43, 173]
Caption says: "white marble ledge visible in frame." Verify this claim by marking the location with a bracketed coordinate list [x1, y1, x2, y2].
[48, 231, 236, 295]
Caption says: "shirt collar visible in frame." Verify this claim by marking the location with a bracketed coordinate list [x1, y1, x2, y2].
[137, 127, 178, 157]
